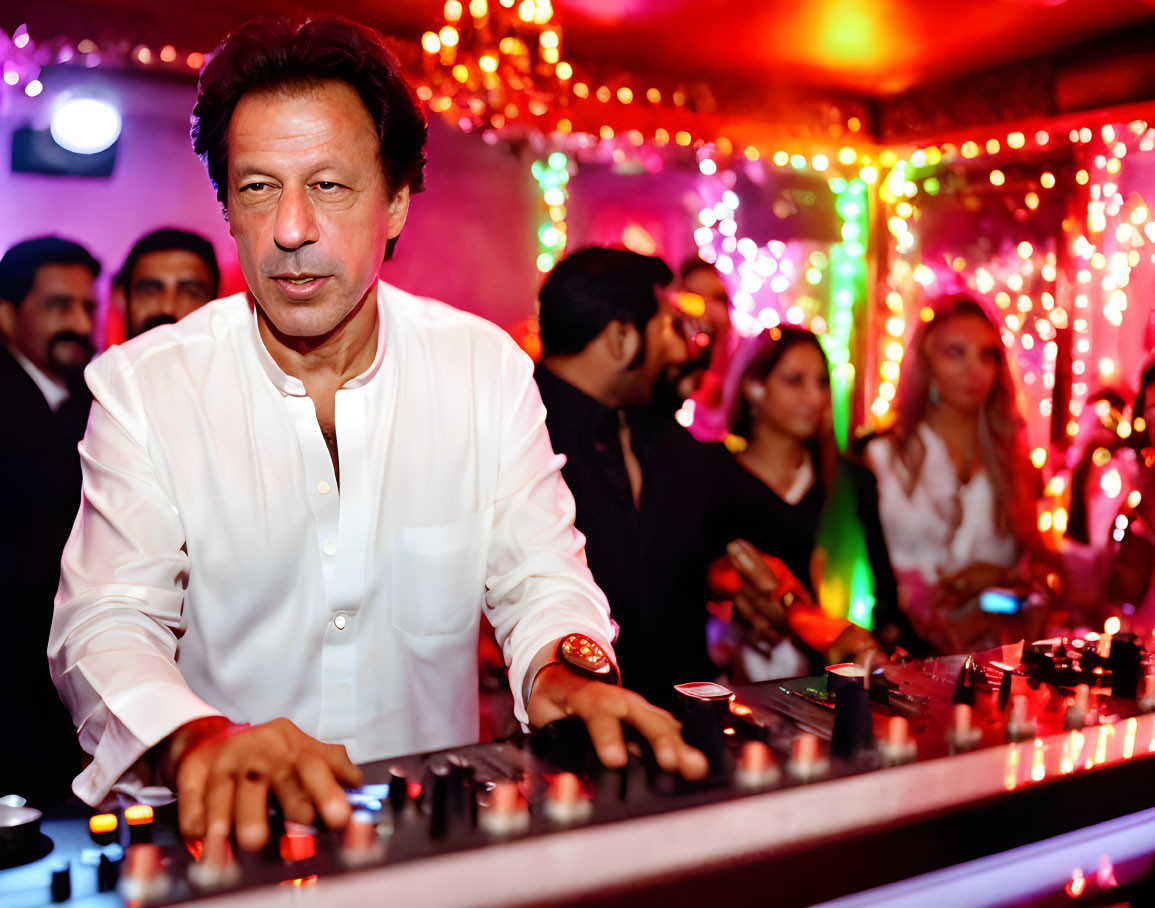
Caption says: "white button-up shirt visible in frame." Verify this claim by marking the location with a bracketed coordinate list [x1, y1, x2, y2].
[864, 423, 1020, 582]
[50, 282, 614, 806]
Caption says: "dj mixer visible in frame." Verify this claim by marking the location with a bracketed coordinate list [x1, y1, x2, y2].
[4, 633, 1155, 907]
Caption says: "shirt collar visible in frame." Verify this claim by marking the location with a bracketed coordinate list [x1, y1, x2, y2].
[11, 348, 70, 411]
[534, 364, 619, 447]
[250, 281, 390, 397]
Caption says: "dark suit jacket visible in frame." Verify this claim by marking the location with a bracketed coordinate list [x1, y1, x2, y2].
[0, 345, 90, 805]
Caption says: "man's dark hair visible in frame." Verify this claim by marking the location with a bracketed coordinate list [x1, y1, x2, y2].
[115, 228, 221, 299]
[538, 247, 673, 358]
[0, 236, 101, 308]
[191, 16, 428, 257]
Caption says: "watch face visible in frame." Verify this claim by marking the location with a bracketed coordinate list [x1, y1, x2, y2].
[559, 634, 614, 678]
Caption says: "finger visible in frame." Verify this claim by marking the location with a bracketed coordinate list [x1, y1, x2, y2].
[320, 743, 364, 789]
[618, 697, 708, 779]
[234, 772, 272, 852]
[727, 541, 778, 593]
[298, 749, 354, 831]
[176, 750, 211, 840]
[574, 705, 629, 769]
[735, 591, 785, 633]
[202, 770, 236, 847]
[269, 766, 315, 828]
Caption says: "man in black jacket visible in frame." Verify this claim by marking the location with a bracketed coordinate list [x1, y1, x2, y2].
[534, 247, 737, 710]
[0, 236, 100, 804]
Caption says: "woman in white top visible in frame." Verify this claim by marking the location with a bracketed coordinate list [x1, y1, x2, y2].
[863, 295, 1045, 654]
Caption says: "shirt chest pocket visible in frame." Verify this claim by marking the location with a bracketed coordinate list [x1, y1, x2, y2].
[390, 507, 494, 637]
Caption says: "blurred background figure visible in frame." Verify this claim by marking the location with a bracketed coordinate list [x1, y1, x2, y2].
[711, 326, 901, 681]
[1056, 388, 1138, 623]
[113, 228, 220, 339]
[862, 294, 1050, 655]
[659, 258, 735, 440]
[1108, 363, 1155, 631]
[0, 236, 99, 804]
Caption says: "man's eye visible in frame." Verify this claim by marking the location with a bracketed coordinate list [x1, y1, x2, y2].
[316, 182, 341, 191]
[240, 182, 268, 192]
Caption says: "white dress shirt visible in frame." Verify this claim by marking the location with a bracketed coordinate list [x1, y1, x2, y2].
[50, 281, 615, 806]
[864, 423, 1020, 582]
[12, 349, 70, 411]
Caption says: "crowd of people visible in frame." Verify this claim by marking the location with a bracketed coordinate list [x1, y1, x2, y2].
[2, 15, 1153, 854]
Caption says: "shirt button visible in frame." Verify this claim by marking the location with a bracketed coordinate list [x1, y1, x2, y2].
[334, 614, 347, 630]
[323, 539, 336, 555]
[317, 480, 331, 495]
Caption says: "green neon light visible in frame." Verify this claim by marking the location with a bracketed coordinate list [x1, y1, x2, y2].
[813, 173, 874, 629]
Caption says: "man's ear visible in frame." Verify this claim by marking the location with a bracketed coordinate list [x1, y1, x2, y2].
[604, 319, 640, 364]
[0, 299, 16, 342]
[386, 184, 411, 239]
[110, 285, 127, 321]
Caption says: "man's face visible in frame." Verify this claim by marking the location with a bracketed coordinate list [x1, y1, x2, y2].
[3, 263, 96, 382]
[126, 250, 214, 338]
[622, 296, 690, 406]
[226, 80, 409, 340]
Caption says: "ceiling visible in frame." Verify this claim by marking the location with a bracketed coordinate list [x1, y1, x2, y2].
[7, 0, 1155, 98]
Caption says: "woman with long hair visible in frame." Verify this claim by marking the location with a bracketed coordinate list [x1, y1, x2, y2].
[717, 326, 914, 680]
[862, 294, 1045, 653]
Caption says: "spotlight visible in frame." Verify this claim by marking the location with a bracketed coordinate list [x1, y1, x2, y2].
[50, 96, 121, 155]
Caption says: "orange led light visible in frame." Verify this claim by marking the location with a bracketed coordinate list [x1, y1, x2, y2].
[280, 875, 319, 888]
[124, 804, 154, 825]
[89, 813, 118, 834]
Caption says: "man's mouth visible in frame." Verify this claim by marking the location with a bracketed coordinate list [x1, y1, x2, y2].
[270, 274, 332, 300]
[273, 275, 323, 284]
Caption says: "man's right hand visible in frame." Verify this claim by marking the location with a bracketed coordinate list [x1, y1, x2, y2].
[159, 717, 363, 851]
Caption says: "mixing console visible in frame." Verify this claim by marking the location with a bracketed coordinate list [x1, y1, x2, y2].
[3, 633, 1155, 906]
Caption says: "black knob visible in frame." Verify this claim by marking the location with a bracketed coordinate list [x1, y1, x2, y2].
[98, 853, 120, 892]
[831, 683, 874, 760]
[388, 770, 410, 816]
[51, 863, 71, 903]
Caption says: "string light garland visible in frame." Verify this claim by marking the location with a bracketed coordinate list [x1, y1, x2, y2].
[531, 151, 569, 272]
[6, 21, 1155, 546]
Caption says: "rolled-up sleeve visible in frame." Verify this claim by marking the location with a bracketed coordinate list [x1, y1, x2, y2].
[49, 349, 222, 806]
[483, 344, 616, 723]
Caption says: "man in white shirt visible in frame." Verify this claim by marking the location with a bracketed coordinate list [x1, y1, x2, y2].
[49, 16, 705, 851]
[0, 236, 99, 804]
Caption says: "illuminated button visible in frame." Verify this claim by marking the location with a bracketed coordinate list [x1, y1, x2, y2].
[316, 480, 331, 495]
[334, 614, 347, 630]
[323, 539, 336, 555]
[124, 805, 153, 826]
[89, 813, 118, 845]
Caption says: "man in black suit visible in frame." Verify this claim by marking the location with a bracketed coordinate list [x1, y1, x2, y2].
[0, 236, 100, 804]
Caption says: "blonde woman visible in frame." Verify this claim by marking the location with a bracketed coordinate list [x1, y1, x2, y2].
[863, 295, 1046, 653]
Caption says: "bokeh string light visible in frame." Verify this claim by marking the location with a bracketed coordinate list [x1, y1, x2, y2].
[5, 19, 1155, 552]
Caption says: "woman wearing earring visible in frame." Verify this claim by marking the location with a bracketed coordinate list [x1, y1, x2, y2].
[863, 295, 1046, 654]
[716, 326, 913, 681]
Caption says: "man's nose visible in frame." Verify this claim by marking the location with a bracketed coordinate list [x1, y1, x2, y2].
[274, 186, 319, 252]
[68, 300, 93, 337]
[157, 285, 183, 315]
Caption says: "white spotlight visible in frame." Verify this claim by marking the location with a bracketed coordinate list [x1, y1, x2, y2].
[50, 97, 122, 154]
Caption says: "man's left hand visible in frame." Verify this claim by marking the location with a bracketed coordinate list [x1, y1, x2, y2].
[527, 665, 709, 779]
